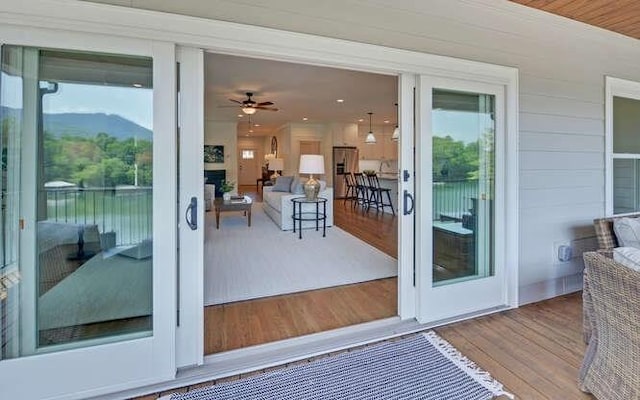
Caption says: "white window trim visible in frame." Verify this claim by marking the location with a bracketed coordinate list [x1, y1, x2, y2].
[605, 76, 640, 216]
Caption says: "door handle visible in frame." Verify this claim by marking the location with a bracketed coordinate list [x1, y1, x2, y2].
[403, 190, 414, 216]
[185, 196, 198, 230]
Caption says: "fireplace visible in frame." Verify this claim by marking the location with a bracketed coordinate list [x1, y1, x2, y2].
[204, 170, 226, 198]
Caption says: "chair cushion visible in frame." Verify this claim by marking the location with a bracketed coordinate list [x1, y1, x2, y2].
[613, 247, 640, 272]
[613, 217, 640, 249]
[272, 176, 293, 192]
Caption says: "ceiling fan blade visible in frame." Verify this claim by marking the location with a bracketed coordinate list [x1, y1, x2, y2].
[228, 99, 244, 105]
[255, 106, 279, 112]
[218, 105, 242, 108]
[256, 101, 274, 106]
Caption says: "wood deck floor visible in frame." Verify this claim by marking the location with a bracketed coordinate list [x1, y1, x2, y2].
[136, 292, 590, 399]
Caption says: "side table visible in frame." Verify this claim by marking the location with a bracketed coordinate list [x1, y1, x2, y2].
[291, 197, 327, 239]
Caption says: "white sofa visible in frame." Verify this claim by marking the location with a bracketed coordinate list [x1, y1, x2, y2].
[263, 185, 334, 230]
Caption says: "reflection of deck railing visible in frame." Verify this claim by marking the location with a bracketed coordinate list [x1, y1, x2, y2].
[433, 180, 478, 221]
[44, 187, 152, 246]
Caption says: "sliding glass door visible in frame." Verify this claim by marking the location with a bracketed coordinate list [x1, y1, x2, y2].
[0, 32, 177, 399]
[417, 76, 508, 323]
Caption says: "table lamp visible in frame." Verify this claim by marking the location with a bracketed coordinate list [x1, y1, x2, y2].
[269, 158, 284, 182]
[299, 154, 325, 200]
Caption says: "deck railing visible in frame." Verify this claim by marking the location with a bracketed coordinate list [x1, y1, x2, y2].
[44, 187, 152, 246]
[432, 180, 478, 221]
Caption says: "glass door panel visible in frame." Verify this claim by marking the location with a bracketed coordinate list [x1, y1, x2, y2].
[417, 76, 506, 323]
[432, 89, 495, 286]
[1, 45, 154, 356]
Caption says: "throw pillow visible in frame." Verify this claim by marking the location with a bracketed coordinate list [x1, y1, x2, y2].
[613, 217, 640, 249]
[291, 177, 306, 195]
[272, 176, 294, 192]
[613, 247, 640, 272]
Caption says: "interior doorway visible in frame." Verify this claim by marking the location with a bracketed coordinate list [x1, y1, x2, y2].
[202, 51, 400, 355]
[238, 146, 260, 186]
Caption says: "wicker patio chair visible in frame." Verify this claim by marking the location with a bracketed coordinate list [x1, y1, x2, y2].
[580, 252, 640, 399]
[593, 212, 640, 258]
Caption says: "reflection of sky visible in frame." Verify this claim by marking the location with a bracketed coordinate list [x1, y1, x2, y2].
[433, 110, 493, 143]
[43, 83, 153, 130]
[1, 73, 22, 109]
[1, 75, 152, 130]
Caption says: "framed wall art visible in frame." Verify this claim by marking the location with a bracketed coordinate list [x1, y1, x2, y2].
[204, 145, 224, 163]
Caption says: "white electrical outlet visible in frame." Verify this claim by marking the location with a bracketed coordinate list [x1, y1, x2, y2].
[553, 241, 572, 263]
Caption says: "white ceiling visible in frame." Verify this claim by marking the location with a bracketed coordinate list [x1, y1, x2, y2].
[204, 52, 398, 137]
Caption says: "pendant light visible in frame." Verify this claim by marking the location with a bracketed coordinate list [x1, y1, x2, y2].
[391, 103, 399, 142]
[365, 112, 376, 144]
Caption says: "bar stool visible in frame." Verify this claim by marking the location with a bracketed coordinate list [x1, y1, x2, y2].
[366, 174, 395, 215]
[343, 172, 358, 206]
[353, 172, 370, 210]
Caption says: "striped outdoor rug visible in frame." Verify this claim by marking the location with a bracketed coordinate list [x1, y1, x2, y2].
[170, 331, 514, 400]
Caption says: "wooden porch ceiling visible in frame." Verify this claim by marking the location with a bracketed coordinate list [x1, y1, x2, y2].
[509, 0, 640, 40]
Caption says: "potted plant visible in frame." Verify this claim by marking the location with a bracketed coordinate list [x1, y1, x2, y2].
[220, 180, 235, 201]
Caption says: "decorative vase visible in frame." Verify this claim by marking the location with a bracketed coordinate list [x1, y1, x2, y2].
[223, 192, 231, 201]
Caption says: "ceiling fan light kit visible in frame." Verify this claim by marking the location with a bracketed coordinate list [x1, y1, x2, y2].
[226, 92, 278, 114]
[365, 112, 376, 144]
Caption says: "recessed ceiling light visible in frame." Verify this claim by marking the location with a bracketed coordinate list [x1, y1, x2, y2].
[336, 99, 344, 103]
[237, 114, 243, 118]
[132, 83, 143, 88]
[254, 124, 261, 127]
[358, 118, 364, 122]
[249, 129, 254, 133]
[384, 120, 390, 124]
[303, 117, 308, 121]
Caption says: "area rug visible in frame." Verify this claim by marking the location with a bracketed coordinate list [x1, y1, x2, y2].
[168, 331, 514, 400]
[204, 202, 397, 305]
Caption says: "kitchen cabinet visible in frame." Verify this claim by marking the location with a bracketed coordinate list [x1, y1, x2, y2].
[357, 125, 398, 160]
[332, 123, 358, 147]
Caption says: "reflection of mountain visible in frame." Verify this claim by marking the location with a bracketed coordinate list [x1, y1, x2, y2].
[0, 106, 152, 140]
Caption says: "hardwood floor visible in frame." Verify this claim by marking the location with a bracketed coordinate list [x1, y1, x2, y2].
[205, 277, 397, 354]
[333, 198, 398, 258]
[137, 292, 591, 400]
[203, 190, 400, 354]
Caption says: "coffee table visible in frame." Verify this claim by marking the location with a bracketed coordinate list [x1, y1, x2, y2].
[214, 197, 252, 229]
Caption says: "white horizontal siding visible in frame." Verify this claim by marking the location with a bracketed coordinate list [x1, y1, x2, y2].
[88, 0, 640, 294]
[520, 151, 603, 171]
[520, 113, 603, 135]
[520, 170, 603, 190]
[520, 132, 602, 153]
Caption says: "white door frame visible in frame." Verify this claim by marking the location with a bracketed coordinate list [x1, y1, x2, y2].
[0, 25, 177, 400]
[1, 0, 518, 382]
[176, 46, 205, 368]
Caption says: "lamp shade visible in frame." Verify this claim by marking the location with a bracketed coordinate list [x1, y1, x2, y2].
[391, 126, 399, 141]
[269, 158, 284, 171]
[299, 154, 325, 175]
[365, 133, 377, 144]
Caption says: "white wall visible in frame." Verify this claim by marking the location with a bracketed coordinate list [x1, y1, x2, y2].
[205, 121, 237, 188]
[85, 0, 640, 302]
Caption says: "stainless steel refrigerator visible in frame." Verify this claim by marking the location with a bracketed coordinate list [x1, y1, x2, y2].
[333, 146, 359, 199]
